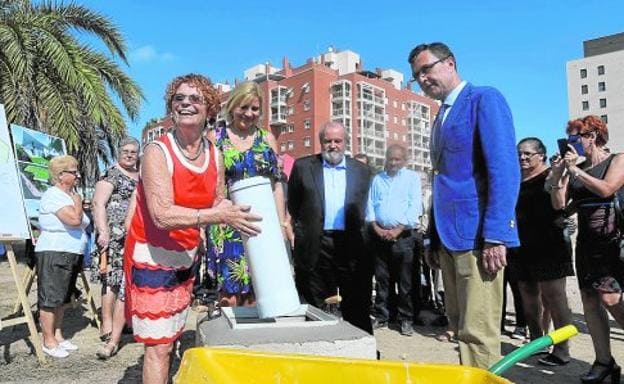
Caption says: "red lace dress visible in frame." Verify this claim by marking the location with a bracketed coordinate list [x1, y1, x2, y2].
[124, 132, 217, 344]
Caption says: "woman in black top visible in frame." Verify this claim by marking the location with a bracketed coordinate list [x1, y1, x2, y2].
[550, 115, 624, 384]
[510, 137, 573, 366]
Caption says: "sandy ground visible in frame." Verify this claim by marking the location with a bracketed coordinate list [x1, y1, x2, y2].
[1, 247, 623, 384]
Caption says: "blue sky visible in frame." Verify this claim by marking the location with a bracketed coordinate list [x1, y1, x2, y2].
[78, 0, 623, 155]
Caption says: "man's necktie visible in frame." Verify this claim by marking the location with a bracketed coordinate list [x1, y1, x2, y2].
[430, 103, 449, 164]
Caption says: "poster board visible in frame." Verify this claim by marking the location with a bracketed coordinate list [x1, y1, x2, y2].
[10, 124, 67, 219]
[0, 105, 30, 239]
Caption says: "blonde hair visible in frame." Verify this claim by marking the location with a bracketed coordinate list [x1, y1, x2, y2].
[224, 82, 263, 124]
[49, 155, 78, 182]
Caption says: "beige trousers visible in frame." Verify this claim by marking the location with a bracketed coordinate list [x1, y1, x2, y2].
[438, 247, 504, 369]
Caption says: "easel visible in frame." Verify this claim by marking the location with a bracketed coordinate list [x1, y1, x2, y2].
[0, 237, 45, 364]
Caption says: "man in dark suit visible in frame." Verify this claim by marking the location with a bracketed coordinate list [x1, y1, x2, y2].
[288, 121, 373, 334]
[408, 42, 520, 368]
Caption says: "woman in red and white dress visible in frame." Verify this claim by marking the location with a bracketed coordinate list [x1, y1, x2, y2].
[124, 74, 261, 384]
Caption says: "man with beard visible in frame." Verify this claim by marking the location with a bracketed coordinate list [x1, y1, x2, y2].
[408, 42, 520, 368]
[288, 121, 373, 334]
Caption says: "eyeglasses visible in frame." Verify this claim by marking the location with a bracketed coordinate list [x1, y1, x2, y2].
[62, 170, 80, 177]
[517, 151, 541, 158]
[411, 56, 450, 80]
[120, 149, 138, 156]
[172, 93, 204, 104]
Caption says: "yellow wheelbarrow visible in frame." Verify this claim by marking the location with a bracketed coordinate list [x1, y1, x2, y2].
[175, 325, 578, 383]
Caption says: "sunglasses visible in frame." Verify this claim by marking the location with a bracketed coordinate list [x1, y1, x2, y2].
[62, 170, 80, 177]
[172, 93, 204, 104]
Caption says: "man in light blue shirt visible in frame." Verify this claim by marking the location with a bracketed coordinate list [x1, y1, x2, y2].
[366, 144, 422, 336]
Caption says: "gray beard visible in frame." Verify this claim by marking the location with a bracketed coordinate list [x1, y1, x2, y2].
[322, 150, 344, 165]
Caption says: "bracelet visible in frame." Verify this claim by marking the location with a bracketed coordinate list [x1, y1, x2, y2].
[196, 209, 201, 228]
[547, 182, 562, 190]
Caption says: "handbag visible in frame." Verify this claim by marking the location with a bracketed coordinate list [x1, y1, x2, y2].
[613, 189, 624, 262]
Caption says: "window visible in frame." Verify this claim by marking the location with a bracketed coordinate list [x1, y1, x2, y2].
[280, 143, 286, 152]
[393, 132, 398, 140]
[598, 82, 606, 92]
[401, 103, 406, 111]
[303, 100, 311, 111]
[304, 119, 311, 130]
[288, 141, 294, 150]
[393, 100, 398, 108]
[288, 124, 295, 133]
[597, 65, 605, 75]
[600, 115, 608, 123]
[288, 106, 294, 115]
[582, 101, 589, 111]
[303, 137, 311, 147]
[280, 126, 288, 134]
[581, 85, 588, 94]
[393, 116, 398, 124]
[302, 82, 310, 93]
[600, 98, 607, 108]
[580, 69, 587, 78]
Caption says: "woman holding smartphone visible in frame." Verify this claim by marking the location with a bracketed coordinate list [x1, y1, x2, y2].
[549, 115, 624, 384]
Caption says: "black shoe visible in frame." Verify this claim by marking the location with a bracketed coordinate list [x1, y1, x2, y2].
[412, 316, 425, 326]
[581, 358, 621, 384]
[538, 353, 570, 366]
[400, 320, 413, 336]
[372, 318, 388, 330]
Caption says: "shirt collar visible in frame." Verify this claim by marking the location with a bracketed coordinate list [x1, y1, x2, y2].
[443, 80, 467, 107]
[382, 167, 405, 178]
[323, 155, 347, 169]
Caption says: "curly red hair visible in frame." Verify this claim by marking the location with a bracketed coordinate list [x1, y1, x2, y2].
[566, 115, 608, 147]
[164, 74, 221, 118]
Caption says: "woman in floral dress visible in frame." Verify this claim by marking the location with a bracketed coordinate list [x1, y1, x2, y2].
[91, 137, 139, 358]
[207, 81, 287, 307]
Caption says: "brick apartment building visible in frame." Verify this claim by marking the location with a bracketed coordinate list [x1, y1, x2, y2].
[142, 48, 438, 181]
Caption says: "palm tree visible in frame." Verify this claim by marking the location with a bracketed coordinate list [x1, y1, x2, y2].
[0, 0, 143, 185]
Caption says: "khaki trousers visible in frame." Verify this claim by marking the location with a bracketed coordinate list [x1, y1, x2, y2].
[438, 247, 504, 369]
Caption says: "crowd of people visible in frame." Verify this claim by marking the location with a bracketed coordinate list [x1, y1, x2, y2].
[30, 41, 624, 384]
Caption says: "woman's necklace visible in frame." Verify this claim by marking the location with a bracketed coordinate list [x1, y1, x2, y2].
[173, 130, 204, 161]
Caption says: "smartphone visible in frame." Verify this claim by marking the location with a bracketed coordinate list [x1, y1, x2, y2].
[557, 137, 585, 157]
[557, 138, 569, 155]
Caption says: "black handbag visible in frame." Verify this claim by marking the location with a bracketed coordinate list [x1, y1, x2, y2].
[613, 189, 624, 262]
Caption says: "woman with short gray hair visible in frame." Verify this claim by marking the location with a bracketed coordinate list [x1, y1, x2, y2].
[91, 136, 140, 359]
[35, 155, 89, 358]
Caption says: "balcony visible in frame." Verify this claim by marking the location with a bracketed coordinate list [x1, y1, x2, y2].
[332, 108, 349, 117]
[362, 128, 385, 139]
[332, 90, 351, 100]
[271, 96, 288, 107]
[270, 113, 288, 125]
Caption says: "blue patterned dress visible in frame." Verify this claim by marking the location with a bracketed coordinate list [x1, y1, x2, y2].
[207, 126, 280, 295]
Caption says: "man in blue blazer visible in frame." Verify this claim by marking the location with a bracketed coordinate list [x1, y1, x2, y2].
[408, 42, 520, 368]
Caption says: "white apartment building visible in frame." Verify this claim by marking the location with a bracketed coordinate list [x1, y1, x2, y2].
[567, 32, 624, 152]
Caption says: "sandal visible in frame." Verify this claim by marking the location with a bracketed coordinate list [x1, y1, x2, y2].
[435, 331, 456, 343]
[96, 343, 119, 360]
[99, 332, 112, 343]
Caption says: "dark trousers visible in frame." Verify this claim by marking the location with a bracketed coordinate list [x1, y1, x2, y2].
[372, 232, 415, 322]
[295, 231, 373, 334]
[502, 267, 526, 329]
